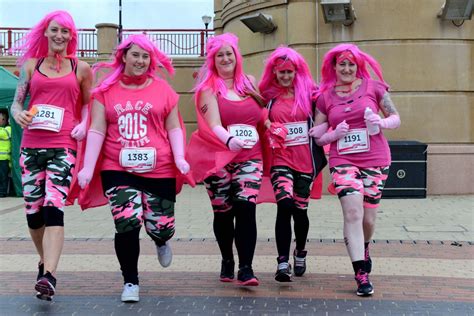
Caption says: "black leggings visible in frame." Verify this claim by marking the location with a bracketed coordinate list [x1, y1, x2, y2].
[213, 200, 257, 268]
[275, 198, 309, 259]
[115, 227, 141, 285]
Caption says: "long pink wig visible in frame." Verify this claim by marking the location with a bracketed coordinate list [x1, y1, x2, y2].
[14, 10, 78, 67]
[318, 44, 387, 96]
[193, 33, 259, 103]
[259, 46, 317, 117]
[92, 34, 175, 94]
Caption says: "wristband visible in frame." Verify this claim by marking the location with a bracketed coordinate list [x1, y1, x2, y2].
[225, 136, 234, 148]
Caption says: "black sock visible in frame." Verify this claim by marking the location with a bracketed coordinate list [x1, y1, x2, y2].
[234, 201, 257, 268]
[275, 199, 293, 259]
[213, 209, 235, 261]
[293, 207, 309, 251]
[352, 260, 366, 274]
[115, 227, 141, 285]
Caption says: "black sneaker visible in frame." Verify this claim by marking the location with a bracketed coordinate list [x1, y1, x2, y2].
[37, 262, 44, 281]
[237, 265, 259, 286]
[35, 271, 56, 301]
[364, 246, 372, 274]
[219, 259, 235, 282]
[355, 269, 374, 296]
[293, 249, 307, 277]
[274, 260, 292, 282]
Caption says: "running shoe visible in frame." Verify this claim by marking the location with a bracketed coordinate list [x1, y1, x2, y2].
[364, 246, 372, 274]
[274, 260, 292, 282]
[355, 269, 374, 296]
[293, 249, 307, 277]
[220, 259, 235, 282]
[121, 283, 140, 302]
[156, 241, 172, 267]
[35, 271, 56, 301]
[237, 265, 259, 286]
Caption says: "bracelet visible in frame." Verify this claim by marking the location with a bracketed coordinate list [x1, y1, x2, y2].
[225, 136, 234, 148]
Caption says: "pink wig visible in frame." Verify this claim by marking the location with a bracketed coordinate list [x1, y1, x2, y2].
[193, 33, 258, 102]
[14, 10, 78, 67]
[92, 34, 175, 94]
[318, 43, 387, 95]
[259, 46, 317, 117]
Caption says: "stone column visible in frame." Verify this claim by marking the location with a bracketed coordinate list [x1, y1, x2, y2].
[95, 23, 119, 59]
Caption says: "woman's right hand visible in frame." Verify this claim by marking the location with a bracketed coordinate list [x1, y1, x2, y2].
[13, 110, 34, 129]
[228, 137, 245, 152]
[334, 120, 349, 139]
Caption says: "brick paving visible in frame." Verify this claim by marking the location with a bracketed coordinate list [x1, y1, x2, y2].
[0, 188, 473, 314]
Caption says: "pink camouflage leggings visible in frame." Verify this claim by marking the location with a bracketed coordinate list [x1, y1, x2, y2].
[104, 186, 175, 242]
[20, 148, 76, 214]
[330, 164, 390, 208]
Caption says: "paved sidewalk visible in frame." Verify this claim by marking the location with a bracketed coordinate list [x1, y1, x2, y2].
[0, 187, 473, 315]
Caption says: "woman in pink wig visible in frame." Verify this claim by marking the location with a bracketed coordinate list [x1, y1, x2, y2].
[310, 43, 401, 296]
[259, 46, 326, 282]
[10, 10, 92, 301]
[77, 34, 190, 302]
[187, 33, 267, 286]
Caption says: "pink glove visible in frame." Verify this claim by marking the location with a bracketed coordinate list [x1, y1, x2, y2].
[309, 122, 329, 139]
[77, 129, 105, 189]
[266, 122, 288, 149]
[212, 125, 244, 152]
[71, 106, 89, 141]
[366, 113, 400, 129]
[316, 120, 349, 146]
[168, 127, 190, 175]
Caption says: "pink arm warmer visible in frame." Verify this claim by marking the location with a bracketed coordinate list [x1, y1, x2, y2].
[168, 127, 190, 174]
[212, 125, 244, 152]
[380, 115, 401, 129]
[77, 129, 105, 189]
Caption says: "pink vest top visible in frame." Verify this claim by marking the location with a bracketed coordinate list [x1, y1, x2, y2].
[269, 97, 313, 173]
[95, 78, 180, 178]
[218, 94, 264, 163]
[22, 59, 80, 150]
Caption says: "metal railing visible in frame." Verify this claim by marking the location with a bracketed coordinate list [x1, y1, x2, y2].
[0, 27, 97, 58]
[0, 27, 213, 58]
[121, 29, 213, 57]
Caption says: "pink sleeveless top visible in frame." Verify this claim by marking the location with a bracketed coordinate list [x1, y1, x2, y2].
[218, 94, 264, 163]
[22, 59, 80, 150]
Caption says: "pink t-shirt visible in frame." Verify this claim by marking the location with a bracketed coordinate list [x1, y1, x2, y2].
[317, 79, 391, 168]
[218, 94, 265, 163]
[95, 78, 179, 178]
[22, 63, 80, 150]
[269, 96, 313, 173]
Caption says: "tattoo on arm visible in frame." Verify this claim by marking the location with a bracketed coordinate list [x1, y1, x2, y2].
[381, 93, 398, 115]
[11, 67, 30, 116]
[200, 104, 208, 115]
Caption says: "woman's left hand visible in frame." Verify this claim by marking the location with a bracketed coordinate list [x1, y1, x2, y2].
[175, 158, 190, 175]
[71, 121, 87, 140]
[365, 113, 383, 126]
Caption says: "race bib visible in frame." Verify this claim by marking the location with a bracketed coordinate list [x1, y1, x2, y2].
[29, 104, 64, 132]
[227, 124, 259, 149]
[337, 128, 370, 155]
[119, 147, 156, 173]
[284, 121, 309, 146]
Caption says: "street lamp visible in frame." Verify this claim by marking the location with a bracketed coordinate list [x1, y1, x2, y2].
[201, 15, 212, 40]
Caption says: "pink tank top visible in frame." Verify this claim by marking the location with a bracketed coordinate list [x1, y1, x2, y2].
[317, 79, 391, 168]
[22, 59, 80, 150]
[269, 97, 313, 173]
[218, 94, 264, 163]
[95, 78, 179, 178]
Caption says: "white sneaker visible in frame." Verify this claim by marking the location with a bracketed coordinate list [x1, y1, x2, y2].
[121, 283, 139, 302]
[157, 241, 173, 267]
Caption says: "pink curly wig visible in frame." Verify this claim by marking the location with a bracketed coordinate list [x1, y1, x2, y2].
[193, 33, 258, 102]
[318, 43, 387, 95]
[92, 34, 175, 94]
[258, 46, 317, 117]
[14, 10, 78, 67]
